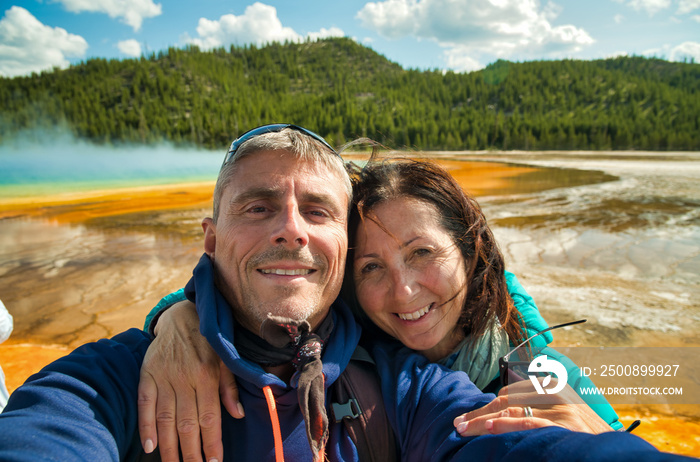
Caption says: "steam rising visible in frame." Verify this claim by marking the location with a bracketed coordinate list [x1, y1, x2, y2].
[0, 129, 222, 197]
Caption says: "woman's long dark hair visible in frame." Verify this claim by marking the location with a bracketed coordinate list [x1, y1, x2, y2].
[343, 158, 525, 346]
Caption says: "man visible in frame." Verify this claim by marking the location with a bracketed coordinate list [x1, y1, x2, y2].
[0, 125, 684, 461]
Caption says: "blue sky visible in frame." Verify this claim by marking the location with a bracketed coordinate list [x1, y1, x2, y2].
[1, 0, 699, 78]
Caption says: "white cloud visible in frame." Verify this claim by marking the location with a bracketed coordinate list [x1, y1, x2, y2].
[117, 39, 142, 57]
[184, 2, 345, 50]
[356, 0, 593, 71]
[642, 41, 700, 61]
[443, 50, 483, 72]
[677, 0, 700, 14]
[307, 26, 345, 41]
[614, 13, 625, 23]
[55, 0, 162, 31]
[691, 14, 700, 21]
[0, 6, 88, 78]
[669, 41, 700, 62]
[642, 45, 666, 57]
[624, 0, 671, 16]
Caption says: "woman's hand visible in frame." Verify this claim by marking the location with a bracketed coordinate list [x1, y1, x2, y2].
[137, 300, 244, 462]
[454, 380, 612, 436]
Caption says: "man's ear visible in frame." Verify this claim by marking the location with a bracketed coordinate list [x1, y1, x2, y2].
[202, 217, 216, 258]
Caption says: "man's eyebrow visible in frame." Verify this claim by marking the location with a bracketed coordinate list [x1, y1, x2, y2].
[228, 187, 281, 207]
[227, 188, 344, 213]
[355, 236, 422, 260]
[300, 191, 344, 213]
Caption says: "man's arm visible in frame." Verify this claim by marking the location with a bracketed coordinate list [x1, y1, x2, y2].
[0, 329, 151, 461]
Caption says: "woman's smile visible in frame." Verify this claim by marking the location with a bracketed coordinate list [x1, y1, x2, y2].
[395, 303, 433, 321]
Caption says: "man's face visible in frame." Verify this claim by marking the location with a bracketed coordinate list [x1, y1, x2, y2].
[202, 149, 349, 332]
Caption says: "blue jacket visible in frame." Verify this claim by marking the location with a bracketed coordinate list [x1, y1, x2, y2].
[0, 255, 683, 461]
[148, 271, 621, 429]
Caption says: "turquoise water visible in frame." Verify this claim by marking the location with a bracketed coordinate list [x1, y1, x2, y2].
[0, 138, 223, 198]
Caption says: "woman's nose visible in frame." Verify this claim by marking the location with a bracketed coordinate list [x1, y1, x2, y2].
[390, 267, 418, 303]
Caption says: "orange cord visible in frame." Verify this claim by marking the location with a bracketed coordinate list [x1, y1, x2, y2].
[263, 385, 285, 462]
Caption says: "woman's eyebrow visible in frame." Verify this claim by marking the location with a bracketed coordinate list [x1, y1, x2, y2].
[399, 236, 422, 249]
[355, 252, 379, 260]
[355, 236, 423, 260]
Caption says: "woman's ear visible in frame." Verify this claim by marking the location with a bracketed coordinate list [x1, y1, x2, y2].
[202, 217, 216, 258]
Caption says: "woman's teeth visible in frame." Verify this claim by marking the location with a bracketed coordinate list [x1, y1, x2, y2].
[397, 304, 431, 321]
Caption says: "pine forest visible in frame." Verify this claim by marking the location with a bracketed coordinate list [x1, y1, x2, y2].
[1, 37, 698, 151]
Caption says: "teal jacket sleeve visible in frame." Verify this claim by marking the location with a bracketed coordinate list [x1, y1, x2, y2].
[143, 288, 187, 333]
[505, 270, 553, 346]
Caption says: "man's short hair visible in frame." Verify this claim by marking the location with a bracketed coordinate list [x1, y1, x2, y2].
[212, 128, 353, 223]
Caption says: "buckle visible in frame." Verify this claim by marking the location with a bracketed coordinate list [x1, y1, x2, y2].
[332, 398, 362, 422]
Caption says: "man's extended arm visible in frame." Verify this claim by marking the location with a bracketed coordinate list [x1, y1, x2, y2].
[0, 329, 151, 461]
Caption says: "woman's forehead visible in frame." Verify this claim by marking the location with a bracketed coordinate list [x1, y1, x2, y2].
[355, 198, 449, 246]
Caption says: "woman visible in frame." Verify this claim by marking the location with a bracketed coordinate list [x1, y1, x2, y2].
[139, 158, 619, 459]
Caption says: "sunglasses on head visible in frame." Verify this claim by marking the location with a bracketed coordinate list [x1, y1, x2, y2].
[222, 124, 338, 167]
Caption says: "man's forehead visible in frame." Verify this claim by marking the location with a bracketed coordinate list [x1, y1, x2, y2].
[234, 149, 333, 176]
[225, 150, 348, 206]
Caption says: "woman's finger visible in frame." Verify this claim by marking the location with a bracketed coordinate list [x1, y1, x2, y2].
[485, 416, 563, 434]
[153, 381, 181, 462]
[174, 381, 203, 462]
[137, 371, 158, 454]
[453, 395, 510, 427]
[220, 362, 244, 419]
[196, 367, 224, 462]
[456, 406, 534, 436]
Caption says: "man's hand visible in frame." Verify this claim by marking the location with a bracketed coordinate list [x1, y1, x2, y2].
[454, 380, 613, 436]
[137, 300, 244, 462]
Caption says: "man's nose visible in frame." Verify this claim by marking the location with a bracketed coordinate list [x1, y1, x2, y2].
[271, 205, 309, 248]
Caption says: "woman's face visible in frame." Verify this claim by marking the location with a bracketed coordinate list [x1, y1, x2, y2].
[353, 197, 468, 361]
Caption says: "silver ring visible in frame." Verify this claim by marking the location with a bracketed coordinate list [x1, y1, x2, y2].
[523, 406, 533, 418]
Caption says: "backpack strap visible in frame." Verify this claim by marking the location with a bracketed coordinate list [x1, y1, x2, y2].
[330, 345, 398, 462]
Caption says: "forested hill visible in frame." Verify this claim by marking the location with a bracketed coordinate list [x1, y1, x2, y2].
[1, 37, 698, 151]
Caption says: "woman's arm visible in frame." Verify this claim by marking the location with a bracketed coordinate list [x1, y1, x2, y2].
[138, 300, 242, 462]
[453, 380, 613, 436]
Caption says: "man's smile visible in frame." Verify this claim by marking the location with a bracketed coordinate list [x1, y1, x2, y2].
[258, 268, 316, 276]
